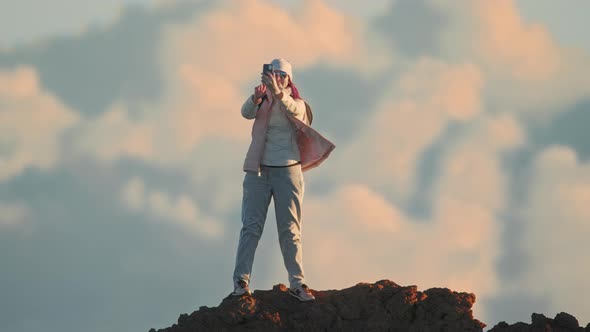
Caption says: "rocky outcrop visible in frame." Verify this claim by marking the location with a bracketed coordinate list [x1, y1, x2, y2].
[149, 279, 486, 332]
[489, 312, 590, 332]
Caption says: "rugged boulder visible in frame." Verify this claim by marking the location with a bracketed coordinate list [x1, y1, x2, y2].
[489, 312, 590, 332]
[149, 279, 486, 332]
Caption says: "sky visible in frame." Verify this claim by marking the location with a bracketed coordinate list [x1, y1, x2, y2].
[1, 0, 589, 331]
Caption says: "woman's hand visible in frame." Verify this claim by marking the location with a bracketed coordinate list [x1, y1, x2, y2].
[252, 84, 266, 104]
[261, 72, 281, 96]
[254, 84, 266, 99]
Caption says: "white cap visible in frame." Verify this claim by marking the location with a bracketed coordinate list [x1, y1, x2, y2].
[271, 58, 293, 80]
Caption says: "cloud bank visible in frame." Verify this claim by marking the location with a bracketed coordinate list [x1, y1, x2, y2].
[1, 0, 589, 331]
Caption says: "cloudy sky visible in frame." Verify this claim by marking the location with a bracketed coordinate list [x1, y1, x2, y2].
[2, 0, 589, 331]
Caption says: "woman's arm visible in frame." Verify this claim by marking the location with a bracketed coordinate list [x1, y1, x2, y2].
[241, 95, 261, 119]
[262, 72, 306, 122]
[277, 93, 306, 122]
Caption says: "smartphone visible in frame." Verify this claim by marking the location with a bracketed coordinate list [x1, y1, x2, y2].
[263, 63, 273, 75]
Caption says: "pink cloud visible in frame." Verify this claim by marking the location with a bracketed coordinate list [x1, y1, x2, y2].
[435, 113, 525, 212]
[162, 0, 376, 83]
[121, 176, 224, 238]
[299, 111, 526, 321]
[0, 66, 79, 181]
[324, 59, 483, 202]
[300, 183, 499, 321]
[434, 0, 590, 116]
[73, 104, 157, 162]
[75, 0, 385, 166]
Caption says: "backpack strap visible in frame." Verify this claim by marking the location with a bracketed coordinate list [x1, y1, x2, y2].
[304, 102, 313, 126]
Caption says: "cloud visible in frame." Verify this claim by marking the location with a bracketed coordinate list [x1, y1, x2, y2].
[2, 1, 590, 330]
[519, 146, 590, 323]
[71, 103, 163, 162]
[155, 0, 387, 153]
[324, 58, 483, 203]
[302, 183, 499, 322]
[301, 111, 525, 322]
[71, 0, 388, 167]
[434, 113, 526, 212]
[0, 0, 130, 47]
[0, 1, 203, 117]
[434, 0, 559, 79]
[373, 0, 446, 57]
[433, 0, 590, 116]
[121, 176, 224, 238]
[0, 66, 79, 182]
[0, 202, 29, 228]
[162, 0, 382, 82]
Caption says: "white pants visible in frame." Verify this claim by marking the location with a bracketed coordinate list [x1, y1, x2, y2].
[232, 164, 306, 289]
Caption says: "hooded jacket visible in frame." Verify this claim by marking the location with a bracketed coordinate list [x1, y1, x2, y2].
[241, 88, 335, 173]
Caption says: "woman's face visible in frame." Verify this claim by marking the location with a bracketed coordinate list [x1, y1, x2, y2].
[273, 70, 290, 89]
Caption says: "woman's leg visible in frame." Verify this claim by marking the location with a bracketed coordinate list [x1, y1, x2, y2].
[233, 169, 272, 286]
[271, 165, 305, 289]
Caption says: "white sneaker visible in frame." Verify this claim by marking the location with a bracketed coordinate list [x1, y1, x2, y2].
[289, 284, 315, 301]
[232, 279, 252, 296]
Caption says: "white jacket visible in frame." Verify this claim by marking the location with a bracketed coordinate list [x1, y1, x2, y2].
[241, 87, 307, 166]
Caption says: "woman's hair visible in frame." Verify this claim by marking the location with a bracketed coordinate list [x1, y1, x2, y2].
[288, 80, 302, 100]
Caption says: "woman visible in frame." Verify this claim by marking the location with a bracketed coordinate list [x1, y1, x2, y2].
[232, 58, 335, 301]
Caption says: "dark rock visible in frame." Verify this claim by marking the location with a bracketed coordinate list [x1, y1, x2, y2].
[495, 322, 510, 328]
[531, 313, 547, 327]
[489, 311, 588, 332]
[149, 279, 486, 332]
[554, 312, 579, 330]
[146, 279, 589, 332]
